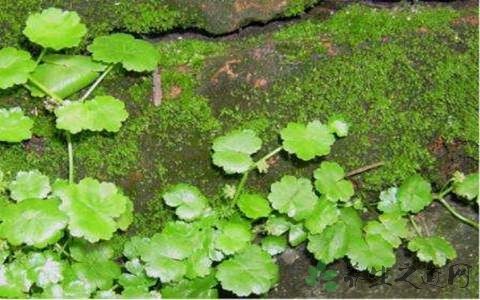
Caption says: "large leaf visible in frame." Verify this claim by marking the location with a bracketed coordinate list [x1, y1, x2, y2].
[214, 218, 252, 255]
[0, 107, 33, 143]
[307, 222, 349, 264]
[9, 170, 51, 202]
[304, 198, 340, 234]
[0, 198, 67, 248]
[88, 33, 159, 72]
[0, 47, 36, 89]
[212, 129, 262, 174]
[162, 274, 218, 299]
[0, 263, 28, 298]
[453, 172, 479, 201]
[163, 184, 209, 221]
[54, 177, 130, 242]
[398, 175, 433, 213]
[407, 236, 457, 267]
[347, 234, 396, 273]
[23, 8, 87, 50]
[24, 251, 65, 288]
[55, 96, 128, 134]
[216, 245, 279, 297]
[237, 193, 271, 219]
[314, 161, 354, 202]
[27, 55, 105, 99]
[268, 175, 317, 220]
[69, 240, 121, 290]
[280, 120, 335, 160]
[364, 213, 410, 248]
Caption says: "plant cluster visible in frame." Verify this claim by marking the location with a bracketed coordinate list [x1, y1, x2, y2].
[0, 7, 478, 299]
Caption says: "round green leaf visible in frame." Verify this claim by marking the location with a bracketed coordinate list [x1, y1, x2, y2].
[0, 107, 33, 143]
[88, 33, 159, 72]
[364, 213, 410, 248]
[407, 236, 457, 267]
[398, 175, 433, 213]
[307, 222, 349, 264]
[0, 199, 67, 248]
[347, 234, 396, 273]
[212, 129, 262, 174]
[0, 47, 36, 89]
[453, 172, 479, 201]
[25, 251, 65, 288]
[55, 96, 128, 134]
[237, 193, 271, 219]
[268, 175, 317, 220]
[314, 161, 354, 202]
[215, 219, 252, 255]
[280, 120, 335, 161]
[9, 170, 51, 202]
[123, 236, 151, 259]
[377, 187, 404, 214]
[261, 235, 287, 255]
[23, 8, 87, 50]
[216, 245, 279, 297]
[288, 223, 307, 247]
[163, 184, 209, 221]
[55, 177, 130, 242]
[304, 199, 340, 234]
[161, 274, 218, 299]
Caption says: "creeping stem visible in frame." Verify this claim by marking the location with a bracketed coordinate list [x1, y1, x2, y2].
[79, 64, 114, 101]
[232, 146, 283, 206]
[436, 197, 478, 229]
[35, 48, 47, 66]
[346, 161, 385, 177]
[409, 215, 423, 237]
[66, 133, 74, 183]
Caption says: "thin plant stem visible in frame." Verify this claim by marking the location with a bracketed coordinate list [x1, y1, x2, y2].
[232, 171, 250, 207]
[256, 146, 283, 164]
[54, 243, 71, 258]
[346, 161, 385, 177]
[27, 76, 63, 103]
[79, 64, 114, 101]
[409, 215, 423, 237]
[436, 198, 478, 228]
[35, 48, 47, 65]
[66, 133, 74, 183]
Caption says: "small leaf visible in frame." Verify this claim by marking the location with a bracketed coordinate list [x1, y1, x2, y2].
[317, 261, 327, 272]
[88, 33, 159, 72]
[0, 107, 33, 143]
[237, 193, 271, 219]
[305, 276, 317, 287]
[268, 175, 317, 220]
[163, 184, 209, 221]
[55, 177, 130, 242]
[9, 170, 50, 202]
[261, 235, 287, 255]
[288, 223, 307, 246]
[161, 274, 218, 299]
[55, 96, 128, 134]
[0, 47, 36, 89]
[322, 270, 338, 280]
[377, 187, 404, 214]
[328, 115, 349, 137]
[280, 120, 335, 161]
[304, 198, 340, 234]
[347, 234, 396, 273]
[314, 161, 354, 202]
[23, 8, 87, 50]
[265, 215, 291, 236]
[215, 219, 252, 255]
[407, 236, 457, 267]
[0, 199, 67, 248]
[398, 175, 433, 213]
[212, 129, 262, 174]
[324, 281, 339, 292]
[216, 245, 279, 297]
[25, 251, 65, 288]
[453, 173, 479, 201]
[308, 265, 319, 277]
[27, 55, 105, 99]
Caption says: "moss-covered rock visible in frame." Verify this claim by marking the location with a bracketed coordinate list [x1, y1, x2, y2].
[0, 0, 318, 48]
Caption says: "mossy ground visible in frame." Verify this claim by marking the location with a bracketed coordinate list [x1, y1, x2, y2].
[0, 3, 478, 295]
